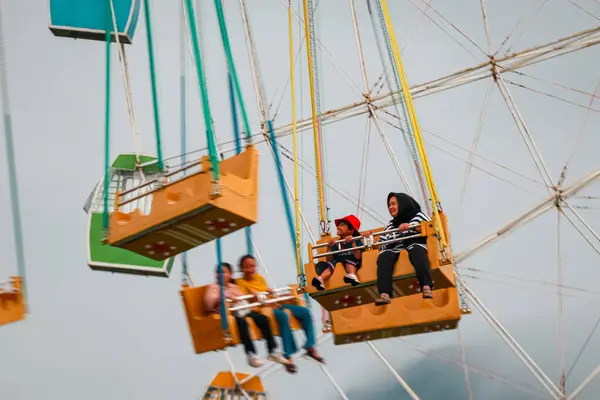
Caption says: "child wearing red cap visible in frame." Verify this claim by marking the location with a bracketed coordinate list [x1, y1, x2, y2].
[312, 214, 364, 291]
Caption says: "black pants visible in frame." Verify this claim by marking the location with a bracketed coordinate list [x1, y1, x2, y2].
[235, 311, 277, 355]
[377, 246, 433, 296]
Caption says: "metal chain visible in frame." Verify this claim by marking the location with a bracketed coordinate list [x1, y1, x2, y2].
[307, 0, 331, 236]
[374, 0, 421, 168]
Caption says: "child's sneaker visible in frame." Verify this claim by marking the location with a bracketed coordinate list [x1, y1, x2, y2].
[311, 277, 326, 291]
[343, 273, 360, 286]
[247, 353, 264, 368]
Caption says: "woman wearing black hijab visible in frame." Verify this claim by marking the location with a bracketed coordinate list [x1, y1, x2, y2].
[370, 192, 434, 305]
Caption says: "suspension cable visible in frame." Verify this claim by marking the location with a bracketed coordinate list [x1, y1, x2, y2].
[215, 237, 230, 338]
[308, 0, 330, 234]
[302, 0, 328, 235]
[102, 0, 112, 233]
[289, 0, 303, 283]
[142, 0, 164, 171]
[179, 0, 189, 284]
[213, 0, 253, 145]
[182, 0, 220, 180]
[367, 0, 429, 211]
[378, 0, 447, 248]
[239, 0, 306, 288]
[227, 71, 253, 255]
[0, 1, 28, 301]
[109, 0, 144, 175]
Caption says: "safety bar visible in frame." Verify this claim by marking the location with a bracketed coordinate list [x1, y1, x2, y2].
[226, 287, 292, 302]
[117, 158, 209, 208]
[312, 232, 423, 260]
[228, 295, 296, 312]
[0, 280, 17, 293]
[311, 222, 420, 251]
[119, 159, 201, 197]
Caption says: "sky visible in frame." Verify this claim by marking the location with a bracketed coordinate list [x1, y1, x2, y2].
[1, 0, 600, 399]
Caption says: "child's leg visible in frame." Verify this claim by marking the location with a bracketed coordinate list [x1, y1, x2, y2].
[407, 245, 433, 298]
[344, 263, 356, 275]
[312, 261, 334, 291]
[342, 261, 360, 286]
[320, 266, 333, 280]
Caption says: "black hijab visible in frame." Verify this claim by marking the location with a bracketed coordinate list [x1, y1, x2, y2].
[387, 192, 421, 227]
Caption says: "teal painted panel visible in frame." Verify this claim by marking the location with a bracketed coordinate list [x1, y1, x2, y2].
[49, 0, 141, 44]
[88, 212, 173, 277]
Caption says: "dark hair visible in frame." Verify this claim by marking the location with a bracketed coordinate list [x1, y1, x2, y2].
[338, 220, 359, 236]
[238, 254, 255, 269]
[215, 262, 234, 284]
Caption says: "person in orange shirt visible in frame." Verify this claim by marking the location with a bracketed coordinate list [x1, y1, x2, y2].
[204, 263, 285, 368]
[236, 254, 325, 374]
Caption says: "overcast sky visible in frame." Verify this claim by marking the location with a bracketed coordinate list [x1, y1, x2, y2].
[1, 0, 600, 399]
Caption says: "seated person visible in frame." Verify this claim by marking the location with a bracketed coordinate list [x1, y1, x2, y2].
[365, 192, 434, 305]
[204, 262, 285, 368]
[312, 214, 364, 291]
[236, 254, 325, 374]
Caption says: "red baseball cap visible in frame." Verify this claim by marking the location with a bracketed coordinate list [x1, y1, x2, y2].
[334, 214, 361, 232]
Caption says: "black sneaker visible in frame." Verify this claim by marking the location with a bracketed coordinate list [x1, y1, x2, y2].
[312, 277, 326, 291]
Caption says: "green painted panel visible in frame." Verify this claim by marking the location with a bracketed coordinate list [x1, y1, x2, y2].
[89, 213, 173, 275]
[111, 154, 162, 173]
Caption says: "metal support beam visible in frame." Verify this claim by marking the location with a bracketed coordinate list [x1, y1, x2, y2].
[458, 277, 563, 399]
[368, 341, 420, 400]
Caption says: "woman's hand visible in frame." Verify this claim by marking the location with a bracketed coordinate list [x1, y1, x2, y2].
[399, 223, 410, 232]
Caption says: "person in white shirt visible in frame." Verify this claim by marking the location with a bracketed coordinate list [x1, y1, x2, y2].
[365, 192, 434, 305]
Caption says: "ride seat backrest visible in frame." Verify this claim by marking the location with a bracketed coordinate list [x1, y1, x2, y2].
[181, 284, 244, 354]
[0, 277, 26, 327]
[181, 284, 210, 319]
[200, 146, 256, 181]
[220, 147, 254, 180]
